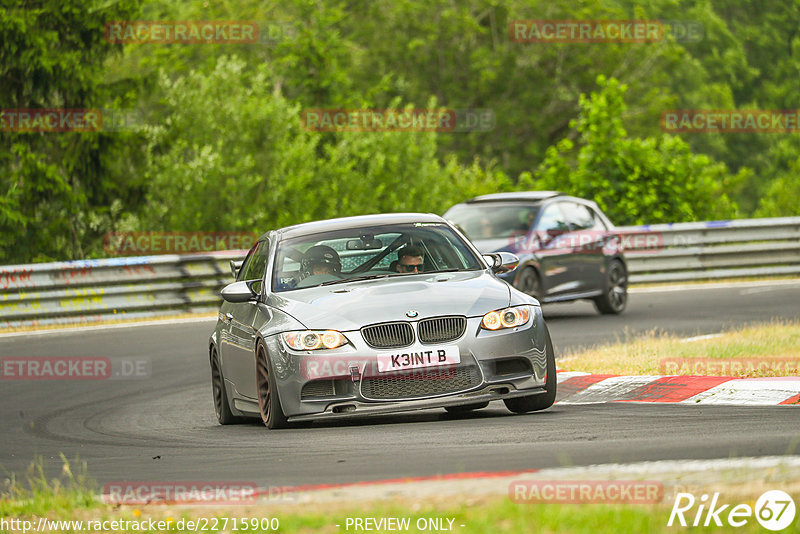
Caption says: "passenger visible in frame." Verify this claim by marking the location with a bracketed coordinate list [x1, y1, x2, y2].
[300, 245, 342, 278]
[395, 245, 424, 274]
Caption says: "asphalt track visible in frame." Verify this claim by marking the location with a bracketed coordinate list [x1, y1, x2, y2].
[1, 280, 799, 487]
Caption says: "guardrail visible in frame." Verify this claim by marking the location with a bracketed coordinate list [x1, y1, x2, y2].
[1, 216, 798, 328]
[0, 252, 245, 328]
[618, 216, 800, 283]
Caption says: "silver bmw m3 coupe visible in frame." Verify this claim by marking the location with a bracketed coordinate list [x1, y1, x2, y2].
[209, 213, 556, 428]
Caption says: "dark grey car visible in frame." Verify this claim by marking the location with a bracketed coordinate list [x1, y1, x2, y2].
[443, 192, 628, 314]
[209, 213, 556, 428]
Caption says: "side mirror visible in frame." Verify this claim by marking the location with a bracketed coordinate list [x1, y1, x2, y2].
[221, 280, 260, 303]
[482, 252, 519, 274]
[230, 259, 244, 279]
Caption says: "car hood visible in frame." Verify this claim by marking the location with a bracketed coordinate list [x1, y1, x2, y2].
[268, 271, 511, 331]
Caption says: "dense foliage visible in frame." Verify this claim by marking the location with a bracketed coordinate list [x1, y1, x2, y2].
[528, 76, 742, 224]
[2, 0, 798, 262]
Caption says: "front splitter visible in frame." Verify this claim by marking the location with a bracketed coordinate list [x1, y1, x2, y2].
[287, 384, 546, 422]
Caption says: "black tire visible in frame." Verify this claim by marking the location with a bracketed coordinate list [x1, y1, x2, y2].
[516, 266, 542, 301]
[211, 348, 246, 425]
[503, 325, 557, 413]
[593, 259, 628, 314]
[444, 402, 490, 414]
[255, 342, 289, 429]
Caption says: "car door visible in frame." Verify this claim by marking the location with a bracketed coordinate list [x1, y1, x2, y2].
[220, 239, 270, 400]
[533, 202, 576, 297]
[586, 206, 614, 292]
[560, 202, 607, 293]
[218, 243, 256, 369]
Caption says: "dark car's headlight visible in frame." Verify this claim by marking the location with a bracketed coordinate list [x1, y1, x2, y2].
[282, 330, 348, 350]
[481, 305, 531, 330]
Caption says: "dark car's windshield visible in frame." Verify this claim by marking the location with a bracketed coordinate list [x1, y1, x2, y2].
[272, 222, 483, 292]
[444, 204, 540, 240]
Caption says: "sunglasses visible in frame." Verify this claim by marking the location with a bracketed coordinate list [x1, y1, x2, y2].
[399, 263, 423, 272]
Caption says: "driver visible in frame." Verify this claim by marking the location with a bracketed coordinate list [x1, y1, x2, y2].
[300, 245, 342, 278]
[395, 245, 424, 274]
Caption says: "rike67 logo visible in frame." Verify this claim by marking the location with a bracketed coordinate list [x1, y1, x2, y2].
[668, 490, 796, 531]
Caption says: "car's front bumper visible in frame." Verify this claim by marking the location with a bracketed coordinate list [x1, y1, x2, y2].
[287, 382, 546, 421]
[264, 306, 548, 419]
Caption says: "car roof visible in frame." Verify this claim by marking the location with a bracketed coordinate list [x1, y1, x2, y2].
[466, 191, 563, 203]
[445, 192, 615, 228]
[273, 213, 446, 240]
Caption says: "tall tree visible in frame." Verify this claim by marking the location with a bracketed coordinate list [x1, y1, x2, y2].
[0, 0, 143, 262]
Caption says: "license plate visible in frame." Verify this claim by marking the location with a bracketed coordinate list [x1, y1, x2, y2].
[376, 345, 460, 373]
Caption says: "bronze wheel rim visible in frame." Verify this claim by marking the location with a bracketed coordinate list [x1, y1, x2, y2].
[256, 347, 271, 423]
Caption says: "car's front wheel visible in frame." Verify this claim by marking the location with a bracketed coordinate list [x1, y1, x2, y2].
[503, 325, 556, 414]
[593, 259, 628, 314]
[516, 267, 542, 301]
[210, 347, 246, 425]
[255, 342, 289, 429]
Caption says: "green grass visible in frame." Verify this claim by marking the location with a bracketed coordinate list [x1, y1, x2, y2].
[3, 491, 797, 533]
[3, 459, 800, 533]
[558, 320, 800, 377]
[1, 456, 99, 519]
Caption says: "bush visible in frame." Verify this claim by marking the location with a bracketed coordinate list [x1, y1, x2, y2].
[755, 156, 800, 217]
[131, 56, 509, 235]
[529, 76, 740, 226]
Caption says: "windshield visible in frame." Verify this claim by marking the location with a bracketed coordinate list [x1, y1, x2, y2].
[444, 204, 540, 240]
[271, 222, 483, 292]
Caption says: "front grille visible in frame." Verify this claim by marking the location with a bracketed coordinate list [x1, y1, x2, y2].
[418, 316, 467, 344]
[361, 322, 414, 349]
[360, 366, 481, 400]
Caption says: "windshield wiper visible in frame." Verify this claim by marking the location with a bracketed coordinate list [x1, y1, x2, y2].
[320, 274, 392, 286]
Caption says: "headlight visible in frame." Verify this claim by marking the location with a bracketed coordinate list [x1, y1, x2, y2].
[481, 305, 531, 330]
[282, 330, 348, 350]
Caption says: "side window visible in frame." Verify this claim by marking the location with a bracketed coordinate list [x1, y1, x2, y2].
[561, 202, 595, 231]
[240, 240, 270, 281]
[236, 243, 259, 282]
[589, 208, 608, 230]
[536, 203, 569, 233]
